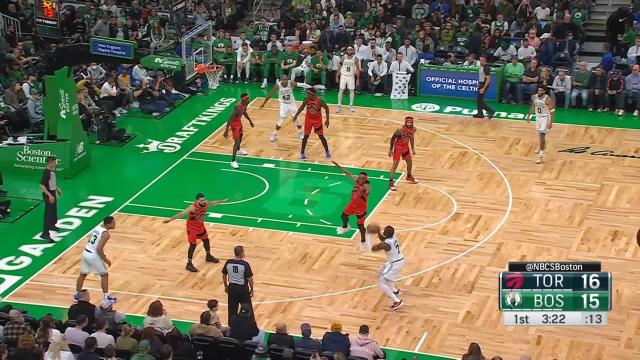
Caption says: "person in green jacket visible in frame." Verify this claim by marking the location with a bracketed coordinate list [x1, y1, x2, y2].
[250, 49, 265, 83]
[358, 9, 374, 29]
[261, 46, 281, 88]
[218, 47, 237, 82]
[278, 47, 300, 78]
[502, 55, 525, 103]
[456, 23, 471, 46]
[212, 30, 231, 60]
[305, 48, 328, 86]
[131, 340, 155, 360]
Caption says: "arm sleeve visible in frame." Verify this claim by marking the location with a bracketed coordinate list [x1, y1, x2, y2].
[244, 262, 253, 278]
[40, 170, 50, 187]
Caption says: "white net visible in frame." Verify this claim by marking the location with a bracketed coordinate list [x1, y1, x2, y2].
[182, 21, 214, 81]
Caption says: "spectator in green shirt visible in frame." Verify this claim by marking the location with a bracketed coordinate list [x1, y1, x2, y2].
[440, 22, 456, 46]
[305, 48, 328, 86]
[250, 50, 265, 83]
[571, 61, 590, 108]
[571, 3, 588, 28]
[261, 47, 282, 88]
[218, 47, 237, 82]
[212, 30, 231, 60]
[278, 47, 300, 78]
[502, 55, 525, 103]
[359, 10, 374, 29]
[456, 23, 471, 46]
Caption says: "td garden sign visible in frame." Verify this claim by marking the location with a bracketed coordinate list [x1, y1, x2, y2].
[411, 103, 527, 119]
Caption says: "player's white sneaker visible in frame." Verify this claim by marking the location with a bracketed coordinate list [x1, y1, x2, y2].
[270, 133, 277, 142]
[261, 78, 268, 88]
[536, 156, 543, 164]
[336, 105, 342, 113]
[231, 161, 239, 169]
[237, 149, 248, 156]
[336, 225, 352, 235]
[349, 106, 354, 112]
[298, 132, 304, 140]
[359, 238, 372, 252]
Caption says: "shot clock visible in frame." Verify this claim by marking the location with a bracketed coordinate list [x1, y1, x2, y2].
[500, 262, 611, 326]
[35, 0, 60, 38]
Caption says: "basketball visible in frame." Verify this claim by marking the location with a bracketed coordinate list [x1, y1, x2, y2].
[637, 228, 640, 247]
[366, 223, 381, 234]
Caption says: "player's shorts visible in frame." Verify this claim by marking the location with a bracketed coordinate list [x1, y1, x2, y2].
[230, 123, 243, 140]
[536, 115, 549, 134]
[393, 145, 411, 162]
[304, 118, 323, 136]
[80, 250, 108, 276]
[379, 258, 405, 282]
[339, 75, 355, 91]
[187, 226, 209, 244]
[278, 102, 298, 125]
[343, 203, 367, 225]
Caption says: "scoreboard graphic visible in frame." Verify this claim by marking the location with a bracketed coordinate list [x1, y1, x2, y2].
[500, 262, 611, 326]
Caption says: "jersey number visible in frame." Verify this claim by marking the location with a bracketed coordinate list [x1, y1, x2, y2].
[537, 107, 542, 113]
[89, 234, 98, 244]
[283, 94, 291, 101]
[232, 265, 239, 273]
[346, 66, 351, 72]
[395, 242, 400, 253]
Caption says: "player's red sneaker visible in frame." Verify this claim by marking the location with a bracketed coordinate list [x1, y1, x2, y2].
[388, 182, 397, 191]
[390, 300, 404, 310]
[406, 175, 418, 184]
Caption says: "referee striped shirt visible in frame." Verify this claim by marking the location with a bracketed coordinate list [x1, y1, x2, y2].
[222, 259, 253, 286]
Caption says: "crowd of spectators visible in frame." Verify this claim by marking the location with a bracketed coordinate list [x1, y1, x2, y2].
[0, 295, 391, 360]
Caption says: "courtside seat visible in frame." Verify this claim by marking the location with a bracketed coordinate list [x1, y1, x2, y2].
[217, 337, 245, 360]
[190, 335, 218, 360]
[294, 348, 315, 360]
[242, 340, 259, 358]
[268, 344, 291, 360]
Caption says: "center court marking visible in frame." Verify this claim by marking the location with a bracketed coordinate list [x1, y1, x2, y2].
[12, 102, 513, 310]
[180, 168, 270, 206]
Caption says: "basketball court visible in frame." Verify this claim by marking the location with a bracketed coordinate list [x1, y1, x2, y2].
[3, 92, 640, 360]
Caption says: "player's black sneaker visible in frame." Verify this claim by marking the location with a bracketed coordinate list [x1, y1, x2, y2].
[186, 262, 199, 272]
[206, 254, 220, 263]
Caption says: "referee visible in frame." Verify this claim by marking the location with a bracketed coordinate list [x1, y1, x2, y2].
[40, 156, 62, 242]
[474, 54, 495, 119]
[222, 245, 254, 325]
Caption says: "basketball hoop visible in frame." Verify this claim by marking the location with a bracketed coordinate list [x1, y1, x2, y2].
[195, 64, 224, 90]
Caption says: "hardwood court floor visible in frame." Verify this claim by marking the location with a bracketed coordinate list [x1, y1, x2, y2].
[8, 100, 640, 360]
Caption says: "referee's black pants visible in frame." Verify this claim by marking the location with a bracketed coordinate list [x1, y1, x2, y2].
[42, 192, 57, 238]
[476, 81, 495, 117]
[227, 284, 252, 325]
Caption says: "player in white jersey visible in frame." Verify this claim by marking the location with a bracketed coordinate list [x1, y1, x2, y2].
[236, 43, 253, 83]
[75, 216, 117, 304]
[260, 74, 325, 142]
[336, 46, 360, 113]
[371, 225, 405, 310]
[526, 84, 554, 164]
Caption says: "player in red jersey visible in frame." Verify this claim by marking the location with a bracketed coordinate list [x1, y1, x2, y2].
[292, 88, 331, 161]
[332, 161, 370, 249]
[163, 193, 227, 272]
[223, 93, 254, 169]
[388, 116, 418, 190]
